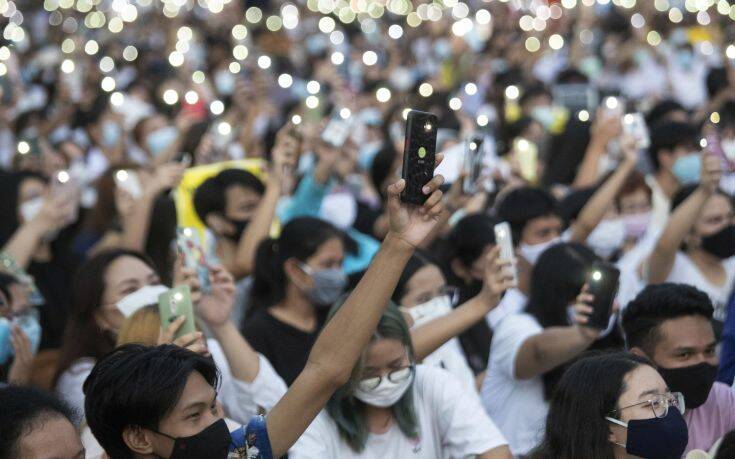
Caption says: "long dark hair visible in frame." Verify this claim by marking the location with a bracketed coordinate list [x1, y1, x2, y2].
[248, 217, 344, 313]
[55, 249, 156, 382]
[531, 352, 651, 459]
[0, 171, 48, 247]
[526, 242, 599, 399]
[391, 251, 436, 305]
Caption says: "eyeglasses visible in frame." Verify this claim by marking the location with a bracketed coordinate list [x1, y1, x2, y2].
[359, 365, 414, 391]
[606, 392, 684, 426]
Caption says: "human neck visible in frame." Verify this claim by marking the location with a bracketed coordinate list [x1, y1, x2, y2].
[270, 287, 317, 332]
[654, 171, 680, 200]
[364, 404, 394, 434]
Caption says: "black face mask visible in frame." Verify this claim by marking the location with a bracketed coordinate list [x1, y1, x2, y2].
[701, 225, 735, 259]
[223, 217, 250, 243]
[658, 362, 718, 410]
[156, 418, 232, 459]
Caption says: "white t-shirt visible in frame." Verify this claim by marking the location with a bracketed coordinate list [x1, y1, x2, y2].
[422, 335, 477, 396]
[664, 253, 735, 322]
[481, 313, 546, 456]
[290, 365, 507, 458]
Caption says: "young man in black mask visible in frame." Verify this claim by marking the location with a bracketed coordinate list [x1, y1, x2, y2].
[622, 283, 735, 453]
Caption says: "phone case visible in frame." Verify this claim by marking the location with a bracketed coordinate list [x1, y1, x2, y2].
[158, 285, 196, 340]
[494, 222, 518, 285]
[463, 134, 484, 194]
[401, 110, 438, 205]
[322, 115, 351, 148]
[622, 113, 650, 150]
[586, 262, 620, 330]
[176, 228, 212, 294]
[514, 138, 538, 184]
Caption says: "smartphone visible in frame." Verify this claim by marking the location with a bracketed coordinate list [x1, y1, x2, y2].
[622, 113, 650, 150]
[401, 110, 438, 205]
[158, 285, 196, 340]
[114, 169, 143, 200]
[176, 227, 212, 294]
[705, 132, 734, 172]
[322, 112, 352, 148]
[552, 83, 598, 113]
[586, 261, 620, 330]
[494, 222, 518, 285]
[51, 170, 79, 224]
[463, 134, 484, 194]
[603, 96, 623, 117]
[513, 137, 538, 184]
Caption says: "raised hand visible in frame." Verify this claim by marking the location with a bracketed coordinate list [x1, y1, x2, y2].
[385, 154, 445, 249]
[699, 152, 723, 194]
[7, 325, 35, 385]
[157, 315, 209, 355]
[147, 162, 185, 195]
[479, 245, 517, 304]
[195, 265, 236, 328]
[570, 284, 601, 340]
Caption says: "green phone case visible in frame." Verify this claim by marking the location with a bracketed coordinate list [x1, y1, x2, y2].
[158, 285, 196, 340]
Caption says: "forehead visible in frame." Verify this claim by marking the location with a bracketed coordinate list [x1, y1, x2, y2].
[653, 315, 714, 352]
[224, 184, 262, 203]
[105, 256, 155, 283]
[363, 338, 406, 368]
[527, 214, 562, 230]
[405, 265, 445, 293]
[701, 194, 733, 216]
[17, 415, 83, 459]
[310, 237, 344, 258]
[618, 365, 667, 406]
[169, 371, 217, 415]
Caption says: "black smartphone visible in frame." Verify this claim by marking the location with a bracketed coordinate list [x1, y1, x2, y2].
[586, 261, 620, 330]
[401, 110, 438, 205]
[463, 133, 484, 194]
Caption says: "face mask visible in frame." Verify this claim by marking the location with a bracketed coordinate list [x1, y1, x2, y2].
[658, 363, 717, 410]
[19, 197, 44, 223]
[354, 367, 414, 407]
[531, 106, 556, 131]
[434, 39, 451, 59]
[299, 264, 348, 307]
[606, 409, 688, 459]
[586, 219, 626, 259]
[145, 126, 178, 156]
[156, 418, 231, 459]
[0, 311, 42, 365]
[701, 225, 735, 259]
[116, 285, 170, 318]
[721, 138, 735, 161]
[214, 70, 236, 96]
[223, 217, 250, 243]
[400, 295, 453, 328]
[672, 153, 701, 185]
[519, 237, 560, 265]
[622, 211, 651, 240]
[102, 121, 121, 147]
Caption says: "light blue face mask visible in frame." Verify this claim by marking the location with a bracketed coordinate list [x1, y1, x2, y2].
[531, 106, 556, 130]
[672, 152, 701, 185]
[102, 121, 122, 147]
[145, 126, 178, 156]
[0, 311, 42, 365]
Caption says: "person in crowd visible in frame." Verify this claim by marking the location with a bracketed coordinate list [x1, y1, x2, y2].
[242, 216, 347, 385]
[531, 352, 689, 459]
[481, 242, 610, 456]
[0, 385, 85, 459]
[81, 170, 446, 458]
[289, 303, 512, 458]
[0, 271, 39, 386]
[645, 154, 733, 323]
[622, 283, 735, 453]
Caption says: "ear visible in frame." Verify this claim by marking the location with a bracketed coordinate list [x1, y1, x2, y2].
[629, 346, 648, 359]
[450, 258, 471, 283]
[283, 258, 310, 288]
[657, 150, 674, 170]
[122, 425, 156, 455]
[205, 214, 231, 236]
[93, 309, 112, 333]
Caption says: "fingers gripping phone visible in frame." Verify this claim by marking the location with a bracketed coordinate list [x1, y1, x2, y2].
[114, 169, 143, 200]
[494, 222, 518, 285]
[586, 262, 620, 330]
[158, 285, 197, 340]
[401, 110, 438, 205]
[464, 134, 484, 194]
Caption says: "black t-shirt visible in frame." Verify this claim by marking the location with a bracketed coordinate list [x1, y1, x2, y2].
[242, 309, 326, 386]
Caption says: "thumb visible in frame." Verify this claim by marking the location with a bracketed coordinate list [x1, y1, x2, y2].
[386, 179, 405, 214]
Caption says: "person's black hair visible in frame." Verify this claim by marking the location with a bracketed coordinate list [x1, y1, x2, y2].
[622, 283, 714, 355]
[530, 352, 652, 459]
[0, 171, 48, 247]
[249, 217, 345, 313]
[527, 242, 599, 399]
[145, 194, 177, 285]
[557, 185, 597, 225]
[707, 67, 729, 99]
[369, 145, 397, 200]
[671, 184, 731, 212]
[715, 429, 735, 459]
[83, 344, 220, 459]
[554, 68, 589, 85]
[647, 121, 699, 171]
[645, 99, 686, 128]
[720, 101, 735, 130]
[519, 83, 551, 108]
[0, 385, 76, 459]
[444, 213, 498, 268]
[193, 168, 266, 223]
[542, 117, 592, 187]
[392, 251, 436, 304]
[495, 187, 559, 244]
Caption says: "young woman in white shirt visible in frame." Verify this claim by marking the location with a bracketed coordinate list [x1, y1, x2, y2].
[646, 154, 734, 322]
[290, 303, 512, 459]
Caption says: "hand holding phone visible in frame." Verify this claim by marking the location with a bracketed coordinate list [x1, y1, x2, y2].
[705, 132, 734, 172]
[494, 222, 518, 285]
[401, 110, 438, 205]
[176, 227, 212, 294]
[158, 285, 197, 340]
[463, 134, 484, 194]
[321, 111, 352, 148]
[585, 261, 620, 330]
[622, 113, 650, 150]
[114, 169, 143, 200]
[513, 138, 538, 184]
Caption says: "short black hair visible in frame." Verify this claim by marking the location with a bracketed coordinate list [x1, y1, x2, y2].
[645, 99, 686, 127]
[647, 121, 698, 171]
[444, 213, 498, 267]
[193, 169, 265, 222]
[621, 283, 714, 354]
[495, 187, 558, 244]
[0, 386, 76, 459]
[83, 344, 220, 459]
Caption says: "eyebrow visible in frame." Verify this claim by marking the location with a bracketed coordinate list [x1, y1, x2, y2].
[182, 393, 217, 413]
[638, 389, 660, 398]
[365, 356, 405, 372]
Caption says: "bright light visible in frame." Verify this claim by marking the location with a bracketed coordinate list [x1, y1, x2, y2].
[591, 270, 602, 282]
[305, 95, 319, 109]
[278, 73, 293, 88]
[505, 85, 520, 100]
[727, 45, 735, 60]
[549, 34, 564, 50]
[419, 83, 433, 97]
[477, 114, 489, 126]
[388, 24, 403, 39]
[306, 80, 321, 94]
[110, 92, 124, 106]
[115, 170, 129, 182]
[578, 110, 590, 122]
[605, 97, 619, 110]
[257, 55, 271, 69]
[218, 122, 232, 136]
[185, 90, 198, 104]
[57, 171, 70, 183]
[340, 108, 351, 119]
[711, 112, 721, 124]
[449, 97, 462, 111]
[163, 89, 179, 105]
[61, 59, 75, 74]
[101, 76, 116, 92]
[700, 138, 708, 148]
[17, 141, 30, 155]
[376, 87, 391, 103]
[363, 50, 378, 66]
[464, 83, 478, 95]
[331, 52, 344, 65]
[291, 114, 302, 125]
[210, 100, 225, 115]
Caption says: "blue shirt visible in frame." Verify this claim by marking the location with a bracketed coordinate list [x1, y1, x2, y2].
[230, 415, 273, 458]
[717, 291, 735, 385]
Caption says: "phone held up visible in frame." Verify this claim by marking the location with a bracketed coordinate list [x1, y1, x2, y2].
[401, 110, 438, 205]
[585, 261, 620, 330]
[158, 285, 197, 340]
[493, 222, 518, 285]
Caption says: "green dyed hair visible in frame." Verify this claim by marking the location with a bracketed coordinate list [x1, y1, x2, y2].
[325, 298, 418, 452]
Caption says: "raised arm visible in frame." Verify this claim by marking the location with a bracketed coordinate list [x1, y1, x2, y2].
[572, 110, 622, 189]
[569, 136, 637, 243]
[646, 154, 722, 283]
[411, 246, 515, 361]
[266, 164, 446, 456]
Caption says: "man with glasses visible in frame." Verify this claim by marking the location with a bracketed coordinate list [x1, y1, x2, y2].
[621, 283, 735, 452]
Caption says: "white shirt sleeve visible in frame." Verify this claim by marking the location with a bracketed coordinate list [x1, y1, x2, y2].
[56, 358, 95, 422]
[289, 411, 336, 458]
[420, 366, 507, 456]
[491, 314, 543, 380]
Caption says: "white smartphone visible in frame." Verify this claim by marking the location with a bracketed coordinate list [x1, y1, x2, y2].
[622, 113, 650, 150]
[321, 112, 351, 148]
[114, 169, 143, 200]
[494, 222, 518, 285]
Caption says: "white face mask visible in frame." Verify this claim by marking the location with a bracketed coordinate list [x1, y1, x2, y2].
[586, 218, 626, 259]
[519, 237, 561, 265]
[353, 367, 414, 407]
[722, 138, 735, 161]
[400, 295, 452, 328]
[116, 285, 169, 317]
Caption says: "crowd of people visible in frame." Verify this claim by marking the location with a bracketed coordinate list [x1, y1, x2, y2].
[2, 0, 735, 458]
